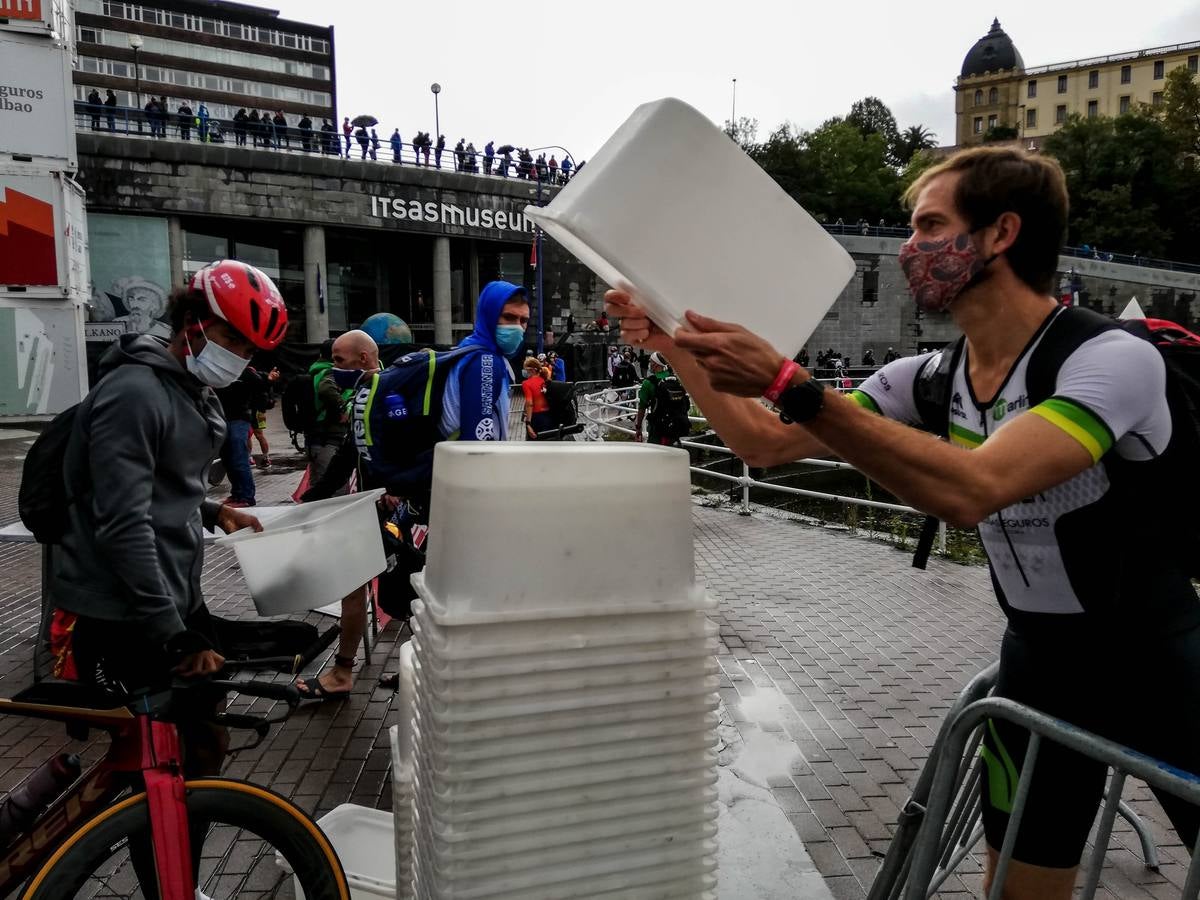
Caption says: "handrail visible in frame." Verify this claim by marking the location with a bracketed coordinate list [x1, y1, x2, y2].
[580, 386, 945, 543]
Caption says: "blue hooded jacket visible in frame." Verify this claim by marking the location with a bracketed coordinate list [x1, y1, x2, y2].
[440, 281, 526, 441]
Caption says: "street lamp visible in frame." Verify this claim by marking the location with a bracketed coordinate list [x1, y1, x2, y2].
[529, 145, 576, 354]
[128, 33, 143, 133]
[430, 83, 441, 146]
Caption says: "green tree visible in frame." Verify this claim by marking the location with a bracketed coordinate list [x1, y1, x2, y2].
[846, 96, 899, 151]
[899, 149, 939, 197]
[1159, 65, 1200, 154]
[983, 124, 1019, 142]
[723, 116, 760, 153]
[894, 125, 938, 166]
[802, 119, 900, 223]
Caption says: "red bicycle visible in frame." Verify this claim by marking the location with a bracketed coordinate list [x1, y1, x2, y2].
[0, 668, 349, 899]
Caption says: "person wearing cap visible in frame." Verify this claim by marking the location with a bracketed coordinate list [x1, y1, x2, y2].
[53, 261, 286, 778]
[549, 350, 567, 382]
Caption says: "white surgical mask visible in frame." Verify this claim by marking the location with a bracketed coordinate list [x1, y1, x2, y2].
[186, 322, 250, 388]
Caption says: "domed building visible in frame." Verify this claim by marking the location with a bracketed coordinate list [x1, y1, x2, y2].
[954, 21, 1200, 149]
[954, 19, 1026, 146]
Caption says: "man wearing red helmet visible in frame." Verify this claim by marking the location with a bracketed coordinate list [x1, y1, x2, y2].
[54, 260, 287, 778]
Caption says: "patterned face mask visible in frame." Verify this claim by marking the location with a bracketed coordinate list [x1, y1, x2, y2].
[898, 232, 993, 312]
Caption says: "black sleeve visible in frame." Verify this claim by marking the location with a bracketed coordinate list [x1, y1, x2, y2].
[301, 434, 358, 502]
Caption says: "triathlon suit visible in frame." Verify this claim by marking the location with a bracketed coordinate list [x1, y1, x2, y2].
[852, 306, 1200, 867]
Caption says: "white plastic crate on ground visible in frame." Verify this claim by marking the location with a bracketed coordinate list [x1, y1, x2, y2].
[408, 444, 720, 899]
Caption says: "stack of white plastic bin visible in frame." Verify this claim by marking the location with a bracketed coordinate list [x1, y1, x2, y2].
[398, 442, 720, 899]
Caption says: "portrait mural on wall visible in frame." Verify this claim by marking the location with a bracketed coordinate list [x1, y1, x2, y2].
[86, 213, 173, 338]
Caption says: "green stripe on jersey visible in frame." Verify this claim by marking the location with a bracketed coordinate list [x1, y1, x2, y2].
[849, 390, 880, 414]
[949, 422, 985, 448]
[1031, 397, 1113, 462]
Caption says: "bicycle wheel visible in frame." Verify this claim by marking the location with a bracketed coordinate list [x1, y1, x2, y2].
[22, 779, 350, 900]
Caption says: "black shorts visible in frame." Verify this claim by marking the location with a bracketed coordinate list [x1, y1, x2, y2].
[980, 623, 1200, 867]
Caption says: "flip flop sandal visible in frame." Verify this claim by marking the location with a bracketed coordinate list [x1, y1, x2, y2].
[296, 676, 351, 702]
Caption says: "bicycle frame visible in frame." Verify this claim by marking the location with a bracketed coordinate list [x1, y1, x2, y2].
[0, 695, 195, 900]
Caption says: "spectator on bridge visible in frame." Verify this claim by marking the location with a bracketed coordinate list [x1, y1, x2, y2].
[177, 102, 193, 141]
[104, 90, 117, 131]
[144, 97, 161, 137]
[273, 111, 288, 149]
[370, 128, 380, 161]
[549, 155, 559, 182]
[483, 141, 495, 175]
[862, 348, 876, 367]
[435, 134, 446, 168]
[500, 147, 513, 177]
[87, 88, 102, 130]
[454, 138, 466, 171]
[248, 110, 261, 147]
[798, 346, 810, 368]
[422, 133, 432, 166]
[390, 129, 402, 163]
[465, 142, 478, 173]
[321, 119, 337, 154]
[198, 103, 210, 142]
[536, 153, 548, 182]
[342, 117, 353, 157]
[233, 109, 248, 145]
[560, 155, 572, 183]
[298, 114, 313, 152]
[354, 127, 369, 159]
[883, 346, 900, 364]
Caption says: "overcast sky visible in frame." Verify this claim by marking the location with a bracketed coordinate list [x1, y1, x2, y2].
[274, 1, 1199, 161]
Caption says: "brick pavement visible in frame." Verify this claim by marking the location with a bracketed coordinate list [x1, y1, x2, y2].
[0, 416, 1192, 898]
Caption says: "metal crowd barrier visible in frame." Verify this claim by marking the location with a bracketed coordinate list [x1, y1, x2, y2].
[868, 663, 1189, 900]
[579, 384, 947, 551]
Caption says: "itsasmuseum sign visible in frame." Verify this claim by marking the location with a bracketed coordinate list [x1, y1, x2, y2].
[368, 193, 536, 239]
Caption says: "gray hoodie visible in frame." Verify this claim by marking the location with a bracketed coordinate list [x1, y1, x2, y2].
[54, 335, 227, 643]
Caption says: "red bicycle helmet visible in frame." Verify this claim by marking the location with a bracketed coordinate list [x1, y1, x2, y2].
[190, 260, 289, 350]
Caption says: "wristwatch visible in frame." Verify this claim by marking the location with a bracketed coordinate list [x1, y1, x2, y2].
[776, 378, 826, 424]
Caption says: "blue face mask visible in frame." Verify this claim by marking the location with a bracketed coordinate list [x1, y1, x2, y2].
[330, 367, 364, 390]
[494, 325, 525, 355]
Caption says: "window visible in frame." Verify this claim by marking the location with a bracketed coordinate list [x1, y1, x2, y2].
[1026, 108, 1037, 128]
[1154, 60, 1164, 79]
[973, 116, 983, 134]
[987, 114, 997, 130]
[861, 269, 879, 305]
[1057, 75, 1068, 93]
[1088, 70, 1099, 89]
[78, 26, 99, 42]
[1055, 104, 1067, 124]
[1087, 100, 1098, 118]
[1027, 79, 1037, 98]
[974, 89, 983, 106]
[1190, 55, 1198, 74]
[988, 87, 998, 104]
[1152, 91, 1164, 106]
[1121, 65, 1131, 84]
[1119, 95, 1131, 114]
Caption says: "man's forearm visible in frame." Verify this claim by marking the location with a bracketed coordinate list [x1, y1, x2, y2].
[802, 390, 992, 526]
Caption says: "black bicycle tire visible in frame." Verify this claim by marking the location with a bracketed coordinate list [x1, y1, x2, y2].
[21, 778, 350, 899]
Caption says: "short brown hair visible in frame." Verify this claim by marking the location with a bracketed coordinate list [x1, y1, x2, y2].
[903, 147, 1068, 294]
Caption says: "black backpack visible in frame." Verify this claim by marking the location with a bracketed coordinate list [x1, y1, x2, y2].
[612, 361, 638, 387]
[18, 405, 82, 545]
[911, 306, 1200, 573]
[648, 374, 692, 441]
[281, 369, 331, 447]
[542, 380, 578, 427]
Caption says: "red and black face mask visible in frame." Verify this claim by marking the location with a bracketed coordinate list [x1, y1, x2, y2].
[898, 232, 997, 313]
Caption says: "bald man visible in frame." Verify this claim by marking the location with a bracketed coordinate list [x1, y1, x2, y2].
[304, 332, 381, 488]
[295, 329, 381, 701]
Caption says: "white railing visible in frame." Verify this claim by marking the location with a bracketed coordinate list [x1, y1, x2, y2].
[580, 384, 948, 554]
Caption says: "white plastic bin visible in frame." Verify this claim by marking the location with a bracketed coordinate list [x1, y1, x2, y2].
[524, 97, 855, 360]
[390, 725, 413, 900]
[420, 444, 707, 624]
[410, 599, 716, 660]
[290, 803, 394, 900]
[216, 489, 387, 615]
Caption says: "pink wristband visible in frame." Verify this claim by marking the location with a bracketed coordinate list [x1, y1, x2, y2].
[763, 359, 800, 404]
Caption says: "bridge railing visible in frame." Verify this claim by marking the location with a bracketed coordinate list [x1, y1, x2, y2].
[579, 384, 947, 554]
[72, 102, 572, 180]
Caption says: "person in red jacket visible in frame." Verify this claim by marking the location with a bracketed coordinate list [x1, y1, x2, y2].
[521, 357, 554, 439]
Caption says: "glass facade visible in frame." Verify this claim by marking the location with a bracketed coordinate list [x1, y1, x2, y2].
[78, 54, 331, 106]
[74, 0, 330, 54]
[78, 26, 331, 81]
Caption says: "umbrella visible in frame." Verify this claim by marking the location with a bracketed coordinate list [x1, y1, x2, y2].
[351, 114, 378, 128]
[497, 144, 515, 155]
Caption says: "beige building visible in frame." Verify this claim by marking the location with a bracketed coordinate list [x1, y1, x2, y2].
[955, 19, 1199, 147]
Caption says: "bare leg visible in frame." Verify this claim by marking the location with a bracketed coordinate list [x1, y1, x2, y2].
[296, 585, 366, 696]
[984, 845, 1076, 900]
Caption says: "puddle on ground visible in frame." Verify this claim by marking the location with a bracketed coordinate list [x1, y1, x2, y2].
[720, 685, 804, 789]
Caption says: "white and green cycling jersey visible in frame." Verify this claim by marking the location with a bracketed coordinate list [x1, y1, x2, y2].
[852, 307, 1189, 628]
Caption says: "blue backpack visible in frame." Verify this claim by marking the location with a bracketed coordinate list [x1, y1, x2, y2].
[350, 346, 479, 500]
